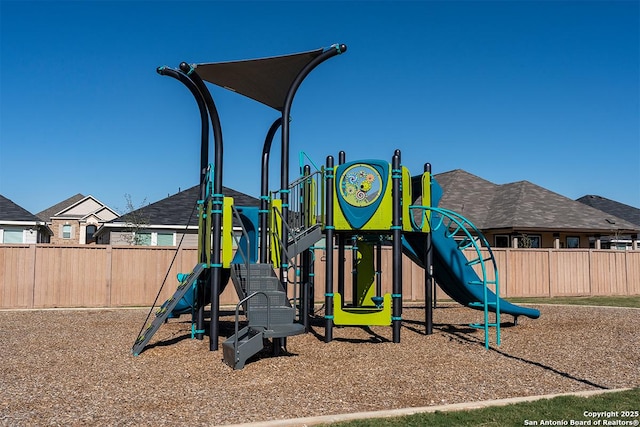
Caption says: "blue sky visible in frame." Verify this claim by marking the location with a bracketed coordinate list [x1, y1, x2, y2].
[1, 0, 638, 216]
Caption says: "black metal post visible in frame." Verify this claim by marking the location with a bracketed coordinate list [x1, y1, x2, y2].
[424, 163, 433, 335]
[260, 118, 282, 264]
[324, 155, 335, 342]
[301, 164, 312, 331]
[376, 240, 382, 297]
[180, 62, 224, 352]
[391, 152, 402, 343]
[351, 235, 358, 306]
[336, 151, 345, 307]
[156, 65, 209, 341]
[279, 44, 347, 294]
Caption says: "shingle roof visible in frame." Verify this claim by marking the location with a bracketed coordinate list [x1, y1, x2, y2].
[114, 185, 260, 226]
[36, 194, 85, 221]
[576, 195, 640, 227]
[0, 195, 42, 222]
[414, 169, 639, 233]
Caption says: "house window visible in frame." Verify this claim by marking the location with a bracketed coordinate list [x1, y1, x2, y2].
[566, 236, 580, 249]
[134, 231, 174, 246]
[517, 234, 541, 248]
[494, 235, 509, 248]
[3, 228, 23, 243]
[135, 232, 152, 246]
[62, 225, 72, 239]
[86, 225, 97, 244]
[156, 232, 174, 246]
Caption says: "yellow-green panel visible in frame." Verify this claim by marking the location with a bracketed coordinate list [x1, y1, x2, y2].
[221, 197, 234, 268]
[402, 166, 413, 232]
[269, 199, 282, 266]
[354, 242, 376, 306]
[333, 164, 394, 231]
[421, 171, 432, 232]
[333, 293, 392, 326]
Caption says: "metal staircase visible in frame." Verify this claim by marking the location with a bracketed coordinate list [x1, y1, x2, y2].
[223, 263, 305, 369]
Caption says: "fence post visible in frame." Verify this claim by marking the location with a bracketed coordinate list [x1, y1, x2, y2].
[29, 244, 37, 309]
[106, 245, 113, 307]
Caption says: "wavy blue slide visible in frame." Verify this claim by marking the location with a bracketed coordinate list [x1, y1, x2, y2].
[403, 180, 540, 320]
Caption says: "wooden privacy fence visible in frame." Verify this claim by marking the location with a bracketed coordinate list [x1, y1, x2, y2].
[1, 244, 639, 309]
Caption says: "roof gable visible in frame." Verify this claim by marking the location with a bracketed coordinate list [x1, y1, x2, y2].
[54, 195, 105, 218]
[36, 194, 85, 221]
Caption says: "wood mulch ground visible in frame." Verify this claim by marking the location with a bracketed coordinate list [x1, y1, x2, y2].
[1, 303, 638, 426]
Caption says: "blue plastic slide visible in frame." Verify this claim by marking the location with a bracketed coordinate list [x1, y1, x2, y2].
[403, 180, 540, 320]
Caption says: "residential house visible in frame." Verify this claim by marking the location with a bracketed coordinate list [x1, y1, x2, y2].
[0, 195, 52, 243]
[95, 185, 260, 246]
[37, 194, 118, 245]
[576, 195, 640, 250]
[421, 169, 639, 250]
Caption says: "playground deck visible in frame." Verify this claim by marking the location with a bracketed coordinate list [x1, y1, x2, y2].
[1, 304, 638, 426]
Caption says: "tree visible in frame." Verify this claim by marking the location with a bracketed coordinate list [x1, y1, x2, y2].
[118, 194, 150, 246]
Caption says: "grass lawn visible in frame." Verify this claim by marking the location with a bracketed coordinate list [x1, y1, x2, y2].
[326, 388, 640, 426]
[505, 295, 640, 308]
[325, 296, 639, 426]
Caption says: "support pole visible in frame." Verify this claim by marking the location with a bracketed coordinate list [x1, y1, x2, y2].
[301, 164, 312, 331]
[376, 240, 382, 297]
[424, 163, 433, 335]
[336, 151, 346, 306]
[324, 155, 335, 342]
[279, 44, 347, 295]
[260, 118, 282, 264]
[156, 65, 210, 341]
[351, 235, 358, 306]
[180, 62, 224, 352]
[391, 152, 402, 343]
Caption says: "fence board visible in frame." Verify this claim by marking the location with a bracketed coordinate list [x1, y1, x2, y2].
[1, 245, 638, 309]
[505, 250, 551, 297]
[33, 245, 109, 307]
[550, 250, 591, 296]
[590, 251, 629, 295]
[0, 245, 35, 308]
[626, 252, 640, 295]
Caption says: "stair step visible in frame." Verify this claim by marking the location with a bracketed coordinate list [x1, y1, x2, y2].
[263, 322, 306, 338]
[246, 277, 283, 293]
[232, 263, 276, 278]
[245, 291, 289, 309]
[222, 326, 265, 370]
[248, 306, 295, 328]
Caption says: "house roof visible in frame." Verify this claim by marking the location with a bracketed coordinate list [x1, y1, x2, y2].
[576, 195, 640, 227]
[36, 194, 85, 221]
[415, 169, 639, 233]
[113, 185, 260, 227]
[0, 195, 43, 223]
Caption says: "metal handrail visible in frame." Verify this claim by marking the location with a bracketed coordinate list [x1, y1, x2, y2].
[233, 291, 270, 361]
[230, 205, 251, 293]
[409, 204, 500, 348]
[270, 206, 302, 319]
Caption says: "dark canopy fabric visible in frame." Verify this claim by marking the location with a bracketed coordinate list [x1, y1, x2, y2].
[194, 48, 325, 111]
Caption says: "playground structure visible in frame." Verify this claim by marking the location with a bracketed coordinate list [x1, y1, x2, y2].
[132, 44, 540, 369]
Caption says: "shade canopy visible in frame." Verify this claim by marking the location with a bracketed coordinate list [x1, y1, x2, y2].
[194, 47, 326, 111]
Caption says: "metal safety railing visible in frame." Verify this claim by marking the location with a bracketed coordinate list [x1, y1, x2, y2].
[410, 205, 501, 348]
